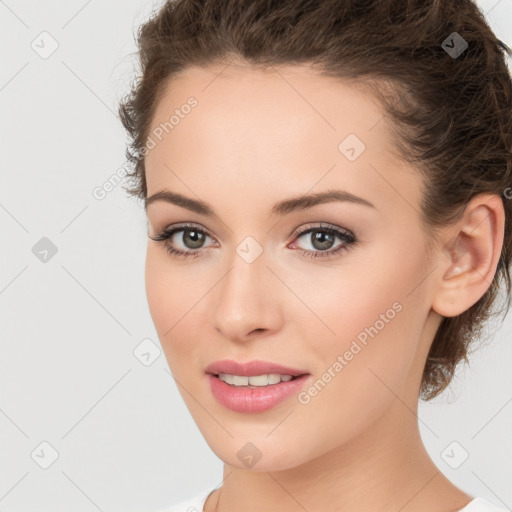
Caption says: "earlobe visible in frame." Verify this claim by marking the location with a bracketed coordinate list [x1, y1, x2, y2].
[431, 194, 505, 318]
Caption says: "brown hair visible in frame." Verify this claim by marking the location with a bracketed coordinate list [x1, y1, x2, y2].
[118, 0, 512, 401]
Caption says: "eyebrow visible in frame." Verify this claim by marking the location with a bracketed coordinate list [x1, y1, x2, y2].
[145, 188, 376, 216]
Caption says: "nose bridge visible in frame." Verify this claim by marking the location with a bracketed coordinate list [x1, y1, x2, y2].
[211, 238, 282, 339]
[219, 241, 269, 312]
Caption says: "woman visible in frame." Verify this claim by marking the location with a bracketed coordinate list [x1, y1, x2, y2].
[118, 0, 512, 511]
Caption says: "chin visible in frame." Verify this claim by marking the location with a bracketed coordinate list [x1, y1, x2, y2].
[202, 434, 313, 473]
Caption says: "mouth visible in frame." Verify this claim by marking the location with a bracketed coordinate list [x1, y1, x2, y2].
[206, 372, 312, 413]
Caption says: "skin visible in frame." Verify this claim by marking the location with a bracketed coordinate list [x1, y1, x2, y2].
[143, 61, 505, 512]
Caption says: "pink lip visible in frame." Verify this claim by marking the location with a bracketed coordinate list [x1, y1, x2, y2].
[204, 359, 309, 377]
[207, 373, 312, 413]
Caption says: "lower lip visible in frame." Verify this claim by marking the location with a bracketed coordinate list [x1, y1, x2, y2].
[207, 373, 311, 413]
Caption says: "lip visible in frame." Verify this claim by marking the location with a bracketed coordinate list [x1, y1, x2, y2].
[204, 359, 310, 377]
[207, 373, 312, 413]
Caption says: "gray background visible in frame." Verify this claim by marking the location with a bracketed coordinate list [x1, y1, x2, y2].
[1, 0, 511, 511]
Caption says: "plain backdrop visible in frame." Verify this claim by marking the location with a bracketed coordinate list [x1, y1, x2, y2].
[1, 0, 511, 511]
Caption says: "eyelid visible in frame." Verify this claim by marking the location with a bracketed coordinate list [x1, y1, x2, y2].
[152, 222, 215, 240]
[292, 221, 352, 236]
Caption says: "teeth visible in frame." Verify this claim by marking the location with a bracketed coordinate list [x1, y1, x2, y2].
[218, 373, 295, 387]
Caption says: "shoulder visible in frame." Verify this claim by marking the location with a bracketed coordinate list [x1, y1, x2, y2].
[154, 487, 216, 512]
[459, 497, 511, 512]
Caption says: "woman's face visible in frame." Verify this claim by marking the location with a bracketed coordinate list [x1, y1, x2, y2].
[144, 63, 443, 471]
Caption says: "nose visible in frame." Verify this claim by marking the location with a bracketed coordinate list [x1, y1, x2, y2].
[210, 248, 284, 343]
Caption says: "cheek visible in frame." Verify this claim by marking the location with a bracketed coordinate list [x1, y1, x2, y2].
[298, 240, 429, 401]
[145, 247, 171, 331]
[290, 282, 423, 454]
[144, 246, 211, 368]
[145, 246, 202, 325]
[145, 248, 189, 349]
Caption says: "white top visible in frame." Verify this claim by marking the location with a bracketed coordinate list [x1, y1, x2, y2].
[158, 487, 511, 512]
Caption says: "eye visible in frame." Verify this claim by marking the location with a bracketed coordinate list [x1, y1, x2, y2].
[148, 223, 216, 259]
[289, 222, 357, 259]
[149, 221, 358, 260]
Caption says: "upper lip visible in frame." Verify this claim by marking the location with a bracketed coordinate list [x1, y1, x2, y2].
[205, 359, 310, 377]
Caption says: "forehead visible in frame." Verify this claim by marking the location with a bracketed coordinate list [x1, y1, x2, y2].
[147, 62, 389, 158]
[144, 62, 420, 215]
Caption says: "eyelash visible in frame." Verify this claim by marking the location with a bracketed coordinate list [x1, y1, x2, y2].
[149, 222, 358, 260]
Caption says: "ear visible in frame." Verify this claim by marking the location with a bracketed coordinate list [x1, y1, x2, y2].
[431, 193, 505, 318]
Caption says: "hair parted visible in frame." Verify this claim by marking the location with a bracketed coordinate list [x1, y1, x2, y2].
[118, 0, 512, 401]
